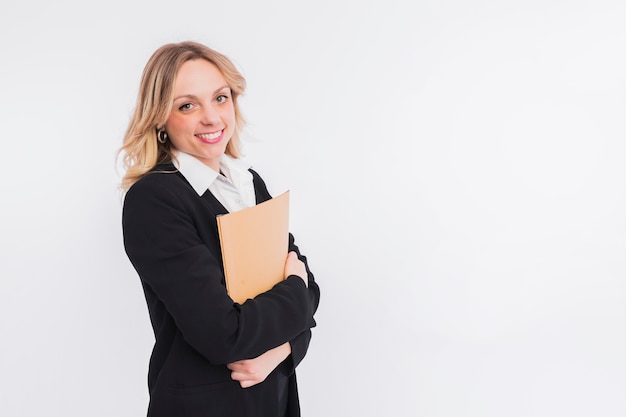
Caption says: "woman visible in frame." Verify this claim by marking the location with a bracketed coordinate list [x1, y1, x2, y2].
[118, 41, 320, 417]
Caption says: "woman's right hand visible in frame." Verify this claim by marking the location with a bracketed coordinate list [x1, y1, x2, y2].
[284, 251, 308, 287]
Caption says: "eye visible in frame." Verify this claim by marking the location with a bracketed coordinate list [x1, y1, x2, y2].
[178, 103, 194, 111]
[216, 94, 230, 104]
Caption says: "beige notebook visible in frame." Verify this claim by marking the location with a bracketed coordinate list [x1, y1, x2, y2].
[216, 190, 290, 304]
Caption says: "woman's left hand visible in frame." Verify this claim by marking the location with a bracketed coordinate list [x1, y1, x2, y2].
[227, 342, 291, 388]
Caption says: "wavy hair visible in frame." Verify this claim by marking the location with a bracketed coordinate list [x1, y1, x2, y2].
[117, 41, 247, 192]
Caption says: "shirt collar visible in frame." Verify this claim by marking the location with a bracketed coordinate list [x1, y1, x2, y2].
[173, 151, 252, 196]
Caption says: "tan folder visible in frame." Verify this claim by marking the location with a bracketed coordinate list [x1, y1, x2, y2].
[216, 190, 290, 304]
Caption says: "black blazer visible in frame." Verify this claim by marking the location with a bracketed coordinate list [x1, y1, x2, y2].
[122, 163, 320, 417]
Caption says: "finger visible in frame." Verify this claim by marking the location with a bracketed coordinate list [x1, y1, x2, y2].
[232, 375, 259, 388]
[226, 363, 245, 372]
[239, 378, 262, 388]
[230, 371, 247, 381]
[227, 361, 249, 372]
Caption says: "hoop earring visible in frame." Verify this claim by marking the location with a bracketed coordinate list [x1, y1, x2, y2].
[158, 130, 168, 144]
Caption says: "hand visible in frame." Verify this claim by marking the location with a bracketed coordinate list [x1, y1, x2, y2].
[284, 251, 307, 287]
[227, 342, 291, 388]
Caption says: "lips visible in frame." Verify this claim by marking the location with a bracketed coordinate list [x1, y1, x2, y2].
[196, 130, 223, 144]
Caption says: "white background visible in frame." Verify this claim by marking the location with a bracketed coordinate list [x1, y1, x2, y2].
[1, 1, 625, 416]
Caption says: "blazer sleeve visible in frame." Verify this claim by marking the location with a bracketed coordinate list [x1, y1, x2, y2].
[122, 176, 314, 365]
[284, 233, 320, 373]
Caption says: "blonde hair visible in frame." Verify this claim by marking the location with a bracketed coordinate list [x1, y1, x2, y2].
[117, 41, 247, 191]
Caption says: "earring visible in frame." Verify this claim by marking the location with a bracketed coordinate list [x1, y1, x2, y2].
[158, 130, 168, 144]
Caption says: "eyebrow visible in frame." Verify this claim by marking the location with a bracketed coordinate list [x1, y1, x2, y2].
[173, 85, 231, 101]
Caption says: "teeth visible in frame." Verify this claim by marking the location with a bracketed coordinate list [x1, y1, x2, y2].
[197, 131, 221, 140]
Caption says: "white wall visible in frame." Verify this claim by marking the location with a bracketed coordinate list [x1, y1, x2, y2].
[1, 1, 625, 416]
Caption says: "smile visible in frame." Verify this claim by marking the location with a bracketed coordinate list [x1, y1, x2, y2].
[196, 130, 223, 144]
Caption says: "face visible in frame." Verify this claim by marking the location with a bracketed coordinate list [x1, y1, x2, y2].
[164, 59, 236, 171]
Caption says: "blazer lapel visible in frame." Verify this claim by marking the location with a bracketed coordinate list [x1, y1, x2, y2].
[202, 190, 229, 217]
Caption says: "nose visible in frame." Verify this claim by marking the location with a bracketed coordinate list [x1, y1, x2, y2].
[201, 104, 220, 125]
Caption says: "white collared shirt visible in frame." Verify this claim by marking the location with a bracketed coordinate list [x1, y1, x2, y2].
[173, 151, 256, 213]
